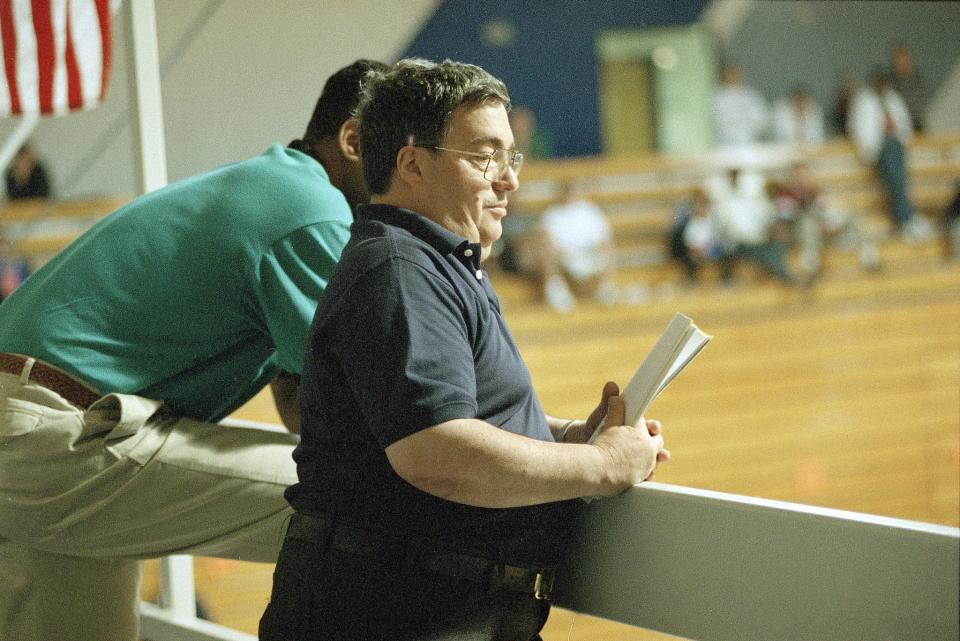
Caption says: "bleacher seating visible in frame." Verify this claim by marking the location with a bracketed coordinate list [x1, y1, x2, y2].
[2, 134, 957, 279]
[515, 133, 960, 270]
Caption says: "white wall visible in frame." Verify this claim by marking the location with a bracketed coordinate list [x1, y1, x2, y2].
[0, 0, 439, 199]
[927, 56, 960, 134]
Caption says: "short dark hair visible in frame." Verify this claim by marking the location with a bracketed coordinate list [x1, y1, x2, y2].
[302, 59, 389, 144]
[354, 58, 511, 194]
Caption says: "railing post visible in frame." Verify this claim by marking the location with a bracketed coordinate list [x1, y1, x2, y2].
[158, 555, 198, 619]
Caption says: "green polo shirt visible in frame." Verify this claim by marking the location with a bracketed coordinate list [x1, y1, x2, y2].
[0, 143, 351, 421]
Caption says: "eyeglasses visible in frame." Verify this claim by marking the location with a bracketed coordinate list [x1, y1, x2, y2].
[419, 145, 523, 182]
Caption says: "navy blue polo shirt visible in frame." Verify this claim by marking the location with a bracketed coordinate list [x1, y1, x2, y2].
[287, 204, 579, 567]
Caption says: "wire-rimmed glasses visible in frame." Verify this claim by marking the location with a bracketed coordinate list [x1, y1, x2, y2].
[419, 145, 523, 182]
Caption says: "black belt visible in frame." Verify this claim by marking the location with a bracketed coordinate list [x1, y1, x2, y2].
[286, 512, 556, 600]
[0, 353, 101, 409]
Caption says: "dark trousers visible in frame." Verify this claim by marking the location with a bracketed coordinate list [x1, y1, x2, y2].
[718, 242, 795, 285]
[876, 135, 914, 228]
[259, 516, 551, 641]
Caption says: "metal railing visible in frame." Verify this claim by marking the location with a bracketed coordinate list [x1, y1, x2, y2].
[140, 439, 959, 641]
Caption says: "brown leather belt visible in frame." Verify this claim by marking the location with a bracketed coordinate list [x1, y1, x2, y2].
[0, 353, 101, 409]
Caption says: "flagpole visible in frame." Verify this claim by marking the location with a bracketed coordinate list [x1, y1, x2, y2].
[124, 0, 167, 195]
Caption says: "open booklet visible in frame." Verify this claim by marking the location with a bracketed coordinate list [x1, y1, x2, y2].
[588, 313, 711, 445]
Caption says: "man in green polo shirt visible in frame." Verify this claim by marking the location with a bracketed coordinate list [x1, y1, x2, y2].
[0, 58, 386, 641]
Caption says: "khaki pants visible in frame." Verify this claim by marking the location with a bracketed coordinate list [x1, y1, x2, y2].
[0, 363, 298, 641]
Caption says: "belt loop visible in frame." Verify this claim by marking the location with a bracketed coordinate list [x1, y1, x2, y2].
[19, 357, 36, 385]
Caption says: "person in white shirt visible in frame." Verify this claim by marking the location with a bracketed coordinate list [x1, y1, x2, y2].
[538, 180, 618, 313]
[772, 86, 826, 148]
[710, 65, 770, 149]
[705, 168, 794, 285]
[848, 70, 931, 240]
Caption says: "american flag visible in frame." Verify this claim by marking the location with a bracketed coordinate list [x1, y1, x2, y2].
[0, 0, 111, 117]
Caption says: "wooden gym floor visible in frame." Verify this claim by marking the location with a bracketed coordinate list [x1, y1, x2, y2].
[142, 236, 960, 640]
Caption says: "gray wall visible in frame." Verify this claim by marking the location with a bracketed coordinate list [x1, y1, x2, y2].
[724, 0, 960, 134]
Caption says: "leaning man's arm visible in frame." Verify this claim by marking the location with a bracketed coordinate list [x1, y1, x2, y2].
[270, 371, 301, 434]
[385, 418, 612, 508]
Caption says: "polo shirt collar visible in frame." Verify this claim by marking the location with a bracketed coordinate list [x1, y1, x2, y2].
[357, 204, 484, 275]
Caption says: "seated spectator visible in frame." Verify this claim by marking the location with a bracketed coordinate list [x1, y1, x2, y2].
[710, 64, 769, 149]
[707, 168, 795, 285]
[509, 105, 555, 160]
[830, 71, 858, 137]
[5, 143, 51, 200]
[492, 202, 541, 275]
[668, 187, 723, 285]
[945, 181, 960, 260]
[522, 180, 618, 313]
[0, 248, 30, 301]
[769, 162, 880, 280]
[772, 86, 826, 147]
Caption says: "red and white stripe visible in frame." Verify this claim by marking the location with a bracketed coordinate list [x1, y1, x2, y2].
[0, 0, 111, 117]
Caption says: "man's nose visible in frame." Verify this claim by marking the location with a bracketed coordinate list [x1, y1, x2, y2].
[494, 165, 520, 192]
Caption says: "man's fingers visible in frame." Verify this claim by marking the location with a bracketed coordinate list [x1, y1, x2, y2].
[601, 380, 619, 401]
[587, 381, 621, 429]
[650, 432, 664, 450]
[604, 394, 625, 427]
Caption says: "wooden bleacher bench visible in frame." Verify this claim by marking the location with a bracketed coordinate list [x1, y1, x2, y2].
[511, 133, 960, 270]
[0, 196, 129, 223]
[0, 195, 130, 262]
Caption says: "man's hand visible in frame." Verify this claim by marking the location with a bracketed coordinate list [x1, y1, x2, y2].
[589, 389, 670, 494]
[559, 381, 619, 444]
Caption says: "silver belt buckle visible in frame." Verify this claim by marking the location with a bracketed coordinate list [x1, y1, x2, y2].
[533, 570, 554, 600]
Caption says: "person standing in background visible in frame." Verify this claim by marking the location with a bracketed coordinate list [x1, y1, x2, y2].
[889, 42, 929, 133]
[848, 69, 932, 240]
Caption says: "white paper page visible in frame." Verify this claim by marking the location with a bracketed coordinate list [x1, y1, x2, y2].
[652, 328, 711, 400]
[619, 315, 700, 427]
[587, 314, 710, 445]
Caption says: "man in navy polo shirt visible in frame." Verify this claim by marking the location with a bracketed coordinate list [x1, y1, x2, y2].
[260, 58, 670, 641]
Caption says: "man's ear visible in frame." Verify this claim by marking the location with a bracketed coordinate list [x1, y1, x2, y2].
[337, 118, 361, 162]
[394, 145, 425, 188]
